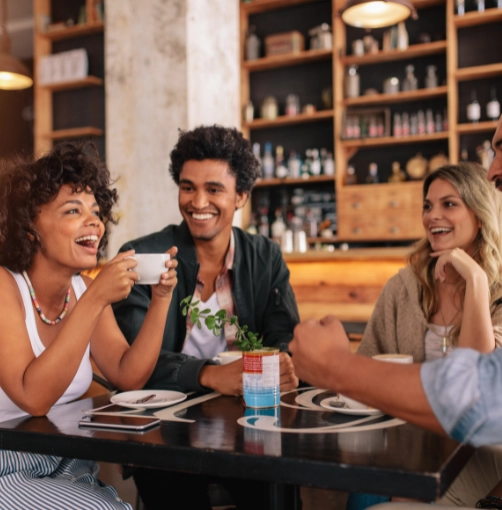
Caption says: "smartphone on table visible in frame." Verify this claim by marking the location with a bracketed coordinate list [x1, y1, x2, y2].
[78, 414, 160, 432]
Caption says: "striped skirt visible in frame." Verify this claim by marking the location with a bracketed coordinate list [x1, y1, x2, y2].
[0, 450, 132, 510]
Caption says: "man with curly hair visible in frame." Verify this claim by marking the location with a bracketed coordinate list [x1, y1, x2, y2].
[113, 125, 300, 509]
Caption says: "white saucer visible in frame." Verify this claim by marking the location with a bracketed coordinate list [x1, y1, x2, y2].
[320, 397, 384, 416]
[111, 390, 187, 409]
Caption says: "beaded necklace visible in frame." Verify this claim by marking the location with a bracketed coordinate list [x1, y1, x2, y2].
[22, 271, 71, 325]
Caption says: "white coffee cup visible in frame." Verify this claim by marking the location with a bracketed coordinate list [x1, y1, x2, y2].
[372, 353, 413, 364]
[130, 253, 170, 285]
[217, 351, 242, 365]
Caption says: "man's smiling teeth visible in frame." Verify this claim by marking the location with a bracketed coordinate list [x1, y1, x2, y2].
[192, 213, 214, 220]
[75, 235, 98, 244]
[430, 227, 453, 234]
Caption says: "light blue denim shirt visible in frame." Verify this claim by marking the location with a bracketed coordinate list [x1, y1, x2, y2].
[421, 347, 502, 447]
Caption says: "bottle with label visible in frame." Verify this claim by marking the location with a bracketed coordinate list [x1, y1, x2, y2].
[426, 109, 435, 134]
[345, 65, 360, 98]
[393, 113, 402, 137]
[435, 112, 443, 132]
[258, 209, 270, 238]
[366, 162, 380, 184]
[402, 112, 410, 136]
[402, 65, 418, 92]
[368, 115, 378, 137]
[487, 88, 500, 121]
[271, 208, 287, 243]
[410, 113, 418, 135]
[417, 110, 426, 134]
[262, 143, 275, 179]
[275, 145, 288, 178]
[345, 165, 358, 185]
[467, 90, 481, 123]
[310, 149, 322, 176]
[287, 150, 301, 178]
[245, 26, 261, 61]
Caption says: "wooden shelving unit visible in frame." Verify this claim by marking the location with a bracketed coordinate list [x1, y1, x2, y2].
[453, 7, 502, 27]
[38, 21, 104, 41]
[34, 1, 105, 156]
[254, 175, 335, 187]
[455, 62, 502, 81]
[243, 48, 332, 72]
[46, 127, 104, 140]
[456, 121, 499, 134]
[341, 40, 447, 66]
[343, 86, 448, 107]
[244, 109, 334, 130]
[241, 0, 325, 14]
[341, 132, 449, 148]
[40, 76, 104, 92]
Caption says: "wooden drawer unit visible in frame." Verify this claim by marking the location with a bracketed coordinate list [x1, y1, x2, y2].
[337, 182, 424, 241]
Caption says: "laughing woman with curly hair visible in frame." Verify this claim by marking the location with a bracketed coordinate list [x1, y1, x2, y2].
[0, 142, 178, 509]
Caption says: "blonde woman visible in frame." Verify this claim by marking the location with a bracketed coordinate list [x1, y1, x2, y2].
[358, 163, 502, 361]
[348, 163, 502, 510]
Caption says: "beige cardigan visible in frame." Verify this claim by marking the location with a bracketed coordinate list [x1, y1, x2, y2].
[357, 266, 502, 362]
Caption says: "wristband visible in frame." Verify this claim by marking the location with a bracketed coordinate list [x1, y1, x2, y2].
[476, 496, 502, 509]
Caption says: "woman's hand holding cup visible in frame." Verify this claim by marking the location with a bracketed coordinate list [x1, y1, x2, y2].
[151, 246, 178, 300]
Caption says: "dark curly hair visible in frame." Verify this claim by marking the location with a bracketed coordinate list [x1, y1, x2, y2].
[169, 125, 261, 194]
[0, 142, 118, 273]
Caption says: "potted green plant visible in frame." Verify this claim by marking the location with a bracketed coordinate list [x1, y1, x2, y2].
[181, 296, 280, 408]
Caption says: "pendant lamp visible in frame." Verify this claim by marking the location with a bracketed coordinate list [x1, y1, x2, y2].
[0, 0, 33, 90]
[340, 0, 417, 29]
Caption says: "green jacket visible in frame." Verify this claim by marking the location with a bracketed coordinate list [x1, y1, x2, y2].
[112, 222, 299, 392]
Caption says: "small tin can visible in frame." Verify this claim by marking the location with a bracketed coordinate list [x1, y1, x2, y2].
[242, 348, 280, 408]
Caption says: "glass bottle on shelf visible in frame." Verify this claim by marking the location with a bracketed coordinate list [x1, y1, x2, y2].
[425, 66, 438, 89]
[368, 115, 378, 137]
[252, 143, 261, 171]
[258, 209, 270, 237]
[426, 109, 435, 134]
[262, 142, 275, 179]
[417, 110, 426, 134]
[487, 88, 500, 121]
[435, 112, 443, 132]
[244, 101, 254, 123]
[456, 0, 465, 15]
[285, 94, 300, 116]
[477, 0, 485, 11]
[287, 150, 301, 178]
[467, 90, 481, 123]
[345, 165, 358, 185]
[393, 113, 402, 137]
[271, 208, 287, 243]
[366, 162, 380, 184]
[410, 113, 418, 135]
[460, 146, 469, 162]
[402, 112, 410, 136]
[396, 21, 408, 50]
[245, 26, 261, 61]
[353, 116, 361, 138]
[323, 152, 335, 176]
[402, 65, 418, 92]
[345, 65, 360, 98]
[310, 149, 321, 176]
[275, 145, 288, 178]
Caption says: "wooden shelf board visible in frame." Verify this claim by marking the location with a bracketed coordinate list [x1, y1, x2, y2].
[243, 48, 332, 72]
[411, 0, 446, 8]
[254, 175, 335, 187]
[454, 8, 502, 28]
[244, 109, 334, 129]
[455, 62, 502, 81]
[241, 0, 324, 14]
[38, 22, 104, 41]
[343, 86, 448, 106]
[45, 127, 104, 140]
[456, 121, 499, 134]
[341, 41, 447, 67]
[41, 76, 104, 92]
[341, 132, 449, 148]
[307, 236, 338, 243]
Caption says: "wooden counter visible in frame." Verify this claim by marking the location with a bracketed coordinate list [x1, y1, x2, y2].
[285, 247, 411, 325]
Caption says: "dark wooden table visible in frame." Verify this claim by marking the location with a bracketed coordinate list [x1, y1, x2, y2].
[0, 388, 473, 508]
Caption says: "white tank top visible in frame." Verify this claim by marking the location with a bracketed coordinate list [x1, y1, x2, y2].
[0, 270, 93, 423]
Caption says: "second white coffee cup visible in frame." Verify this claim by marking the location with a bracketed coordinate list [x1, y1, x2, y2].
[372, 353, 413, 364]
[130, 253, 170, 284]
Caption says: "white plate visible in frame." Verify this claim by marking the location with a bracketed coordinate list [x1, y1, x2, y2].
[111, 390, 187, 409]
[320, 397, 384, 416]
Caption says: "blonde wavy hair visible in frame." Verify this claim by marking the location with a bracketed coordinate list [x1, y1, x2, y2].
[409, 163, 502, 343]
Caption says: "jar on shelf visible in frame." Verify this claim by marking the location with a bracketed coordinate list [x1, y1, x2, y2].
[425, 65, 438, 89]
[260, 96, 278, 120]
[402, 65, 418, 92]
[345, 65, 360, 98]
[285, 94, 300, 116]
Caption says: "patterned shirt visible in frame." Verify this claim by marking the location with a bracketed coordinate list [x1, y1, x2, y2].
[184, 231, 239, 351]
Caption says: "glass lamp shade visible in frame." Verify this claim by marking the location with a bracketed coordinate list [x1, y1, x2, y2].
[341, 0, 417, 28]
[0, 52, 33, 90]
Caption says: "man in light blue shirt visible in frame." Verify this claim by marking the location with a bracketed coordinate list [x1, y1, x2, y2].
[289, 116, 502, 503]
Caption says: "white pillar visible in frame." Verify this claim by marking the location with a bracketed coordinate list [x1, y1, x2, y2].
[105, 0, 239, 256]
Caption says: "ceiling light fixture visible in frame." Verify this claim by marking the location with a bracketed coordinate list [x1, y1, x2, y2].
[0, 0, 33, 90]
[340, 0, 418, 29]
